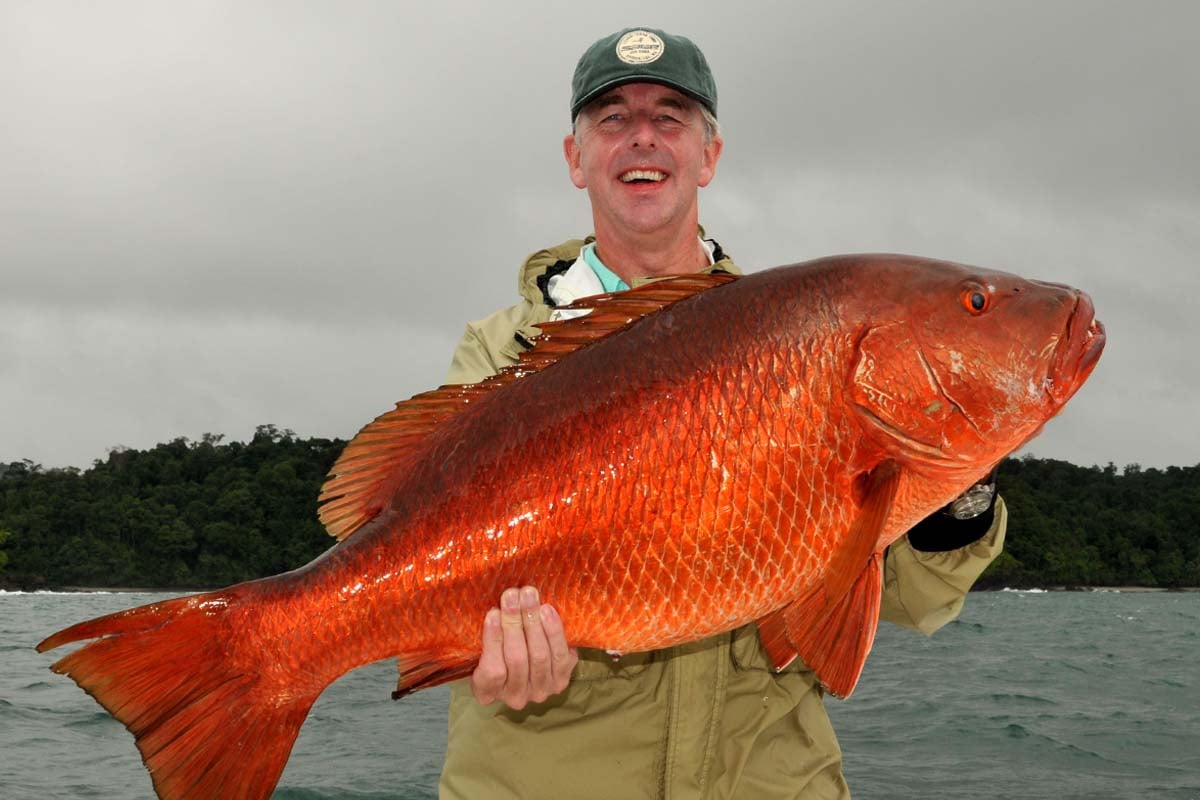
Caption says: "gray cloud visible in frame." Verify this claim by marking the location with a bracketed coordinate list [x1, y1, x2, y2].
[2, 1, 1196, 469]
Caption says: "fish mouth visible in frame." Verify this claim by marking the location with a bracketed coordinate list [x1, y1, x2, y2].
[1047, 291, 1106, 407]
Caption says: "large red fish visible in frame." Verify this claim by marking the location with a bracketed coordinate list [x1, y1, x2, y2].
[38, 254, 1104, 800]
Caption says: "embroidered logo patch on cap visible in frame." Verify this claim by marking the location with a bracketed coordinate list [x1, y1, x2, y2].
[615, 30, 665, 64]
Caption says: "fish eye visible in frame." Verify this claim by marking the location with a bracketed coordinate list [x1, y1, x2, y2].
[960, 283, 992, 315]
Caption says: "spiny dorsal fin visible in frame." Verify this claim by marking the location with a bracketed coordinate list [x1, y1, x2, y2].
[318, 272, 739, 540]
[317, 387, 487, 539]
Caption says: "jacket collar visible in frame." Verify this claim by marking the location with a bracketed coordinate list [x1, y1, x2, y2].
[517, 230, 741, 308]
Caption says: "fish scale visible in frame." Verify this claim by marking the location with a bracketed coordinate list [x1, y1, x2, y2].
[498, 324, 824, 647]
[37, 254, 1104, 800]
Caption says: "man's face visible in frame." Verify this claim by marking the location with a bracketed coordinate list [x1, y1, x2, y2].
[564, 83, 723, 240]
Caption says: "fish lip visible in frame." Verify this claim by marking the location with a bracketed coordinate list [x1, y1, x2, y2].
[1048, 292, 1106, 406]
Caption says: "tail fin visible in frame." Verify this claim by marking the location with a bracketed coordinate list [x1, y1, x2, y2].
[37, 591, 319, 800]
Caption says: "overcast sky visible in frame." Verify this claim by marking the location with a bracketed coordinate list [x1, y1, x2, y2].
[3, 1, 1197, 471]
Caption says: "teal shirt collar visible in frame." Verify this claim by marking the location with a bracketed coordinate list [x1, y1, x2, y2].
[580, 243, 630, 293]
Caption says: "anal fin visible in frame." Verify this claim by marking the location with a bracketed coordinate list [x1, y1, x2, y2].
[393, 650, 476, 700]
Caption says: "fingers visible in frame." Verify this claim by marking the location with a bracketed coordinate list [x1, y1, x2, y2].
[468, 586, 577, 710]
[498, 588, 530, 708]
[540, 603, 580, 695]
[468, 608, 505, 705]
[520, 587, 554, 704]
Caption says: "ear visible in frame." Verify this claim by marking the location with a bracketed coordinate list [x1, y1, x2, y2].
[563, 132, 586, 189]
[698, 134, 723, 187]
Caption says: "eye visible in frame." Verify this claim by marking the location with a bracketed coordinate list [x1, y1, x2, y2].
[960, 283, 992, 315]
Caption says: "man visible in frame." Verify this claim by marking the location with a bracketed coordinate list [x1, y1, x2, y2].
[436, 27, 1006, 799]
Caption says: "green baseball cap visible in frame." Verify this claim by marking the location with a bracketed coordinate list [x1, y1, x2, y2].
[570, 27, 717, 120]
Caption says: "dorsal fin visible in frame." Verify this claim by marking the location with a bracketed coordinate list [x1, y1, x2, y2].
[318, 272, 738, 540]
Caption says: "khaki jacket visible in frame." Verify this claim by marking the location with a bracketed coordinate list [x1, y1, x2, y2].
[438, 238, 1007, 800]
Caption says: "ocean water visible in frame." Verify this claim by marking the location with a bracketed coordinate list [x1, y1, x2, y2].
[2, 590, 1197, 799]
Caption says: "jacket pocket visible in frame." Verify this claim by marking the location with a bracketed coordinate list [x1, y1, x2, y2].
[570, 646, 655, 682]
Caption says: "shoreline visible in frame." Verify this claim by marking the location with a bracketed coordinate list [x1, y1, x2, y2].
[993, 585, 1200, 593]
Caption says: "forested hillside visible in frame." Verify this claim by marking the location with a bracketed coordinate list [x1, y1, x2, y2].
[980, 457, 1199, 588]
[1, 428, 1197, 589]
[0, 426, 340, 589]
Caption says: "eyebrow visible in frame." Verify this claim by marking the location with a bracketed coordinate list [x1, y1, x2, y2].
[588, 94, 626, 112]
[588, 91, 693, 113]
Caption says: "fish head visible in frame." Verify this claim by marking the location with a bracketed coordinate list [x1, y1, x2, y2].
[845, 255, 1105, 476]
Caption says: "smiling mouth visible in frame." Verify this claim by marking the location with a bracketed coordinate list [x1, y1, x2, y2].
[619, 169, 667, 183]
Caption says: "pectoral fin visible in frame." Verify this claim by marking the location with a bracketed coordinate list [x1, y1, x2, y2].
[755, 461, 899, 696]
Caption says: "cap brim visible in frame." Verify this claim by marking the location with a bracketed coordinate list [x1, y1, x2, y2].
[572, 76, 715, 119]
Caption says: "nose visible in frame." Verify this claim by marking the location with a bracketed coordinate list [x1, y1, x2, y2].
[628, 113, 658, 150]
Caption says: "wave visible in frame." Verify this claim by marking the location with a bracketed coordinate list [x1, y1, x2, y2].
[0, 589, 114, 596]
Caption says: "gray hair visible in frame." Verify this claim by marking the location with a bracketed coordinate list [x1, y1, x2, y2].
[697, 106, 721, 143]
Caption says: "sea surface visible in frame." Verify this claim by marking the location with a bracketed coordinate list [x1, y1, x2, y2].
[2, 590, 1197, 799]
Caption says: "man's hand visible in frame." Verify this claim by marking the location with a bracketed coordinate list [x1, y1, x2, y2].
[470, 586, 579, 709]
[907, 467, 1001, 552]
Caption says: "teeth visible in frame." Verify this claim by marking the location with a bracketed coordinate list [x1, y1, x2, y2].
[620, 170, 666, 183]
